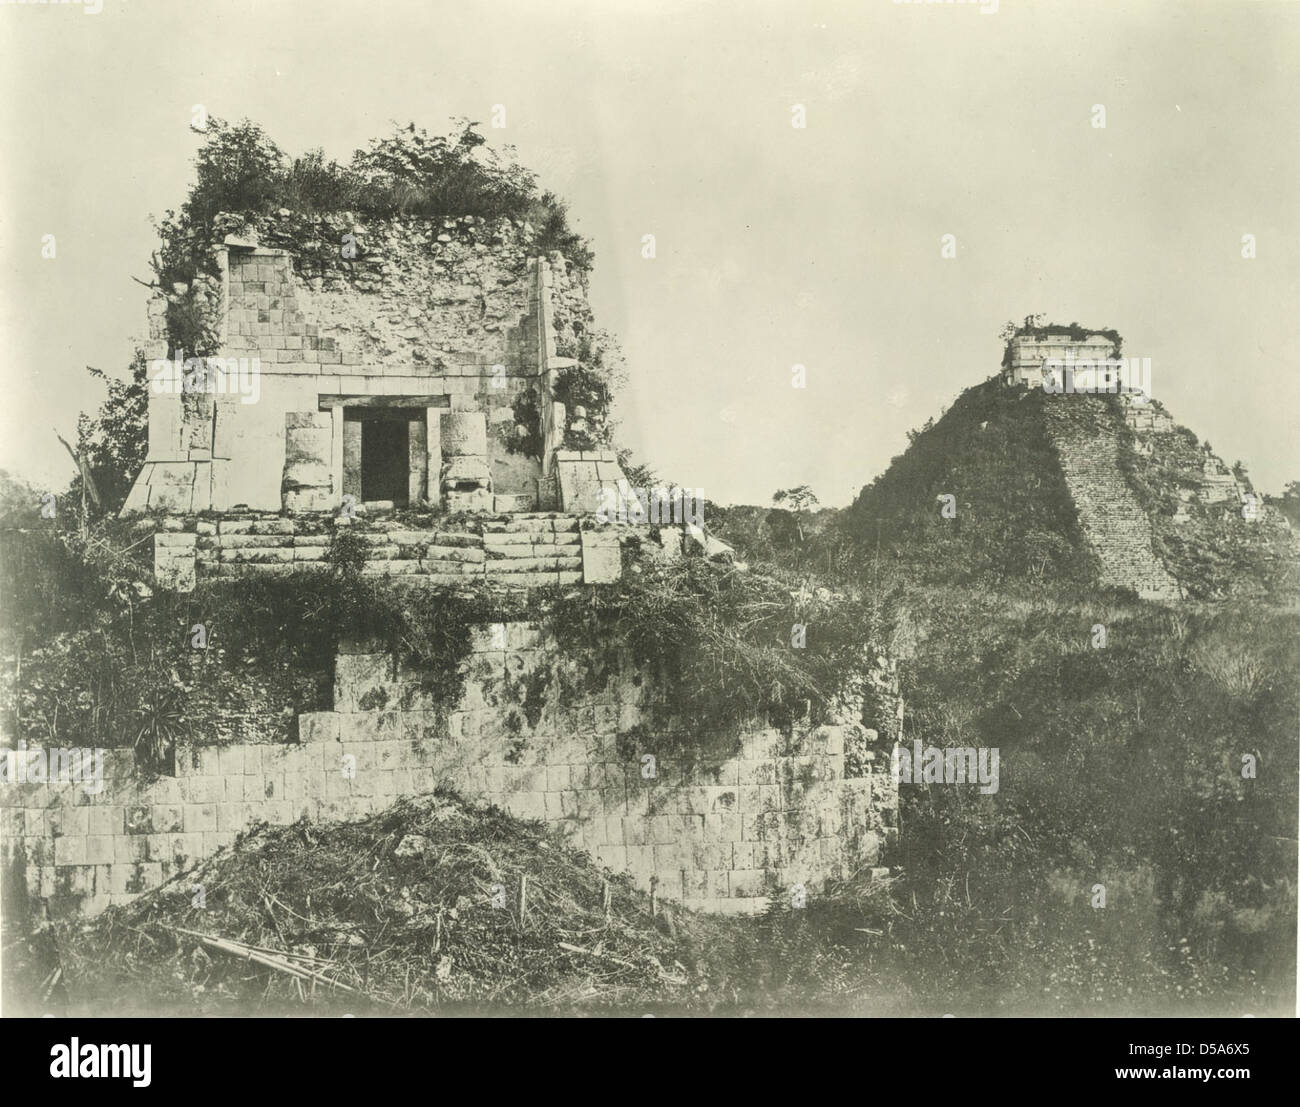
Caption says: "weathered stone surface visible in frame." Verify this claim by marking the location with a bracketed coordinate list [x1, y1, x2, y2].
[1044, 397, 1181, 600]
[487, 571, 560, 588]
[486, 556, 580, 574]
[556, 459, 603, 513]
[483, 532, 535, 547]
[422, 544, 484, 563]
[154, 532, 197, 548]
[220, 534, 292, 548]
[420, 559, 482, 575]
[443, 488, 493, 512]
[220, 547, 295, 563]
[440, 412, 488, 457]
[121, 224, 570, 515]
[581, 530, 622, 584]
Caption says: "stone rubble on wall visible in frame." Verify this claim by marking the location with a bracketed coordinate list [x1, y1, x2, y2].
[246, 212, 534, 370]
[1121, 403, 1175, 436]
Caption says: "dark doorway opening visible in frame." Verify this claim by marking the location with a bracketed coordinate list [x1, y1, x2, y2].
[361, 418, 410, 505]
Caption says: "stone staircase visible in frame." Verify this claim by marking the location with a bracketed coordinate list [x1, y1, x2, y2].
[165, 511, 615, 591]
[1045, 398, 1182, 600]
[481, 514, 584, 587]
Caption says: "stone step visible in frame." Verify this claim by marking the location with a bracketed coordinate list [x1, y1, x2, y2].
[220, 548, 295, 563]
[1045, 398, 1181, 600]
[488, 570, 583, 588]
[421, 559, 485, 575]
[421, 545, 485, 563]
[485, 556, 582, 574]
[486, 541, 580, 559]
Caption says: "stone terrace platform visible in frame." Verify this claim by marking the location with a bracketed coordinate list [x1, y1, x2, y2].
[152, 511, 628, 592]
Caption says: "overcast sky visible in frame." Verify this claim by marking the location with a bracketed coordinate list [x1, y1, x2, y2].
[1, 0, 1296, 506]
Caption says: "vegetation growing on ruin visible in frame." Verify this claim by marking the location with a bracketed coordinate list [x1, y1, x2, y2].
[505, 305, 629, 458]
[50, 355, 151, 522]
[1, 517, 878, 773]
[1110, 398, 1298, 601]
[8, 759, 1287, 1015]
[541, 556, 878, 755]
[505, 388, 544, 460]
[711, 504, 1296, 1015]
[7, 388, 1297, 1014]
[998, 316, 1123, 369]
[0, 524, 509, 767]
[151, 118, 594, 354]
[841, 379, 1096, 590]
[891, 584, 1297, 1013]
[704, 368, 1299, 1015]
[553, 364, 615, 451]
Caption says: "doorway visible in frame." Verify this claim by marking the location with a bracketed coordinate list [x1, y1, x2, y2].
[335, 400, 441, 509]
[361, 418, 409, 504]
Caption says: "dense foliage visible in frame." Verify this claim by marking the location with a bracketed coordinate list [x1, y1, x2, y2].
[154, 118, 592, 298]
[543, 555, 877, 754]
[1113, 399, 1299, 600]
[888, 583, 1296, 1012]
[65, 352, 150, 520]
[841, 379, 1095, 588]
[3, 521, 876, 772]
[706, 374, 1299, 1013]
[1, 525, 504, 768]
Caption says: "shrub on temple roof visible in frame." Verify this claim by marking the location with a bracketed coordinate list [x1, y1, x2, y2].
[152, 117, 594, 295]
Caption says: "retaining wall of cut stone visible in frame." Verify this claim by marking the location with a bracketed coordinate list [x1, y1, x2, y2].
[1, 624, 896, 919]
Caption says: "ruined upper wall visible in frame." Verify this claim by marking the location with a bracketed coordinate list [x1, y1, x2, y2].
[220, 212, 553, 373]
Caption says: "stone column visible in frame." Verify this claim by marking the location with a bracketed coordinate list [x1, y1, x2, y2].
[330, 405, 344, 509]
[425, 406, 442, 509]
[440, 412, 492, 512]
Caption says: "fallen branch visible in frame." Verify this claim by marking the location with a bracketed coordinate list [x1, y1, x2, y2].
[557, 941, 636, 970]
[169, 927, 357, 994]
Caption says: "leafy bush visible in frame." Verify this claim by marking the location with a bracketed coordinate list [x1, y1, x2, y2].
[543, 557, 877, 752]
[65, 352, 149, 520]
[2, 525, 509, 753]
[153, 117, 593, 299]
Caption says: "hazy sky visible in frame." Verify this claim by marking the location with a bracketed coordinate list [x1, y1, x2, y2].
[1, 0, 1297, 506]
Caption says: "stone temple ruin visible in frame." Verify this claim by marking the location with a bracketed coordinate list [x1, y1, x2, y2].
[0, 214, 898, 919]
[123, 215, 663, 590]
[1000, 326, 1251, 601]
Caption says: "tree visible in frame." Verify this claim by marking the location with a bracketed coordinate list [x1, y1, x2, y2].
[151, 117, 595, 314]
[1274, 480, 1300, 529]
[68, 351, 149, 519]
[0, 470, 41, 528]
[154, 118, 288, 288]
[772, 485, 820, 541]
